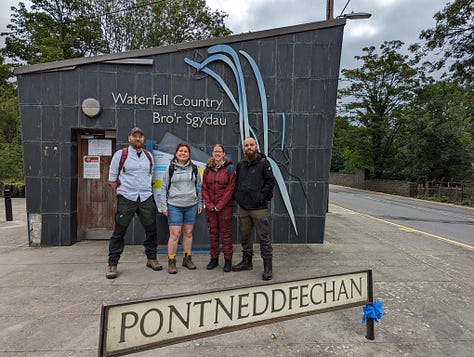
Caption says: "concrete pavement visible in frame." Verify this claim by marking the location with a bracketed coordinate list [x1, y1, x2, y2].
[0, 198, 473, 356]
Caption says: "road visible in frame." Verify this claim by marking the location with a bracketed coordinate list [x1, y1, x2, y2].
[329, 184, 474, 249]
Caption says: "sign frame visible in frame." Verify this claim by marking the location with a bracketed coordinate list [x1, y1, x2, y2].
[98, 270, 374, 356]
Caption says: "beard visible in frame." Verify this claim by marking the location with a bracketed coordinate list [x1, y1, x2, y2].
[244, 150, 257, 161]
[130, 140, 143, 150]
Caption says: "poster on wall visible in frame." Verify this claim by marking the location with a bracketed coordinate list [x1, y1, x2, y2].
[83, 156, 100, 179]
[88, 139, 112, 156]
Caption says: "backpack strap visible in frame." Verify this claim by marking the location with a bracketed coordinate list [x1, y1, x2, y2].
[143, 149, 153, 175]
[118, 147, 153, 175]
[116, 148, 129, 186]
[167, 163, 176, 198]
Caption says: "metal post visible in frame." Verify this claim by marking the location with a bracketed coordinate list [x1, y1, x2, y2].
[366, 317, 375, 340]
[326, 0, 334, 20]
[4, 185, 13, 221]
[365, 270, 375, 340]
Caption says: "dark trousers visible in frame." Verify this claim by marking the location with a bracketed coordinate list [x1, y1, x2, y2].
[238, 207, 272, 260]
[108, 195, 157, 265]
[206, 205, 233, 260]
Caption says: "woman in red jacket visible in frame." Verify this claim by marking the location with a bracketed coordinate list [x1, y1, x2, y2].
[202, 144, 236, 272]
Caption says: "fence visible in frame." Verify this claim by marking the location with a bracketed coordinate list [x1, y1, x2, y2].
[417, 179, 474, 205]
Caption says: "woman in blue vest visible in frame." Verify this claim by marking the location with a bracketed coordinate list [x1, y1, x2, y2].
[160, 142, 203, 274]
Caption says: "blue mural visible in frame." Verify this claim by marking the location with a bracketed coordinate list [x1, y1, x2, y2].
[185, 45, 298, 235]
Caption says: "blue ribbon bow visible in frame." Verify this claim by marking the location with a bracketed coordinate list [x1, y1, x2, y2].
[362, 301, 385, 323]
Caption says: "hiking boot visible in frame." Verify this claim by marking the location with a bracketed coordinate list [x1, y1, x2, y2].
[206, 258, 219, 270]
[106, 265, 117, 279]
[146, 259, 163, 271]
[182, 255, 196, 270]
[262, 258, 272, 281]
[168, 258, 177, 274]
[232, 256, 253, 271]
[223, 259, 232, 272]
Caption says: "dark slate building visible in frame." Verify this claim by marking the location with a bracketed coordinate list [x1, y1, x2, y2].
[15, 19, 345, 247]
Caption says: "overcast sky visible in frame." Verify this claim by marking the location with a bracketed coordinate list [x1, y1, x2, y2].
[206, 0, 448, 70]
[1, 0, 448, 70]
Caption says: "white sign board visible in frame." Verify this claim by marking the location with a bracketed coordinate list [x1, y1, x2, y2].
[83, 156, 100, 179]
[89, 139, 112, 156]
[99, 271, 371, 356]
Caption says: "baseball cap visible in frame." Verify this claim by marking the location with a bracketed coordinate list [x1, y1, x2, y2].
[129, 127, 144, 136]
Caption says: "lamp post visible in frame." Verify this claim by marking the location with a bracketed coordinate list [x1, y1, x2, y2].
[326, 0, 372, 20]
[326, 0, 334, 20]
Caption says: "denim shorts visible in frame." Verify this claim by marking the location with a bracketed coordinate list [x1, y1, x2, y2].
[167, 203, 198, 225]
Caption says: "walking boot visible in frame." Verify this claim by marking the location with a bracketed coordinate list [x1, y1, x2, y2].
[232, 256, 252, 271]
[262, 258, 272, 281]
[206, 258, 219, 270]
[168, 258, 177, 274]
[106, 265, 117, 279]
[223, 259, 232, 272]
[146, 259, 163, 271]
[182, 255, 196, 270]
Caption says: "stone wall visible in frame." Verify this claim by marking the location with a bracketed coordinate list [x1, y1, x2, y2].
[329, 169, 417, 197]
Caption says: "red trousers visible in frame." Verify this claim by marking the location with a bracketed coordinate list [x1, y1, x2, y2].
[205, 205, 233, 259]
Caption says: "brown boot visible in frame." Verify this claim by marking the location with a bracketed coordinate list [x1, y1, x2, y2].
[106, 265, 117, 279]
[182, 255, 196, 270]
[168, 258, 177, 274]
[146, 259, 163, 271]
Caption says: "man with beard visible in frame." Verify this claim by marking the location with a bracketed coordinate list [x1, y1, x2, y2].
[232, 137, 276, 280]
[105, 127, 162, 279]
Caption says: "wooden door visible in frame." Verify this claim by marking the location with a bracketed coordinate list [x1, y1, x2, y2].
[77, 131, 116, 240]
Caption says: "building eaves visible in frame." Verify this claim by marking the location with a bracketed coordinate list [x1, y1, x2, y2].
[14, 18, 345, 75]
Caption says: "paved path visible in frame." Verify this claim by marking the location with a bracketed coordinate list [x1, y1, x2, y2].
[0, 198, 473, 356]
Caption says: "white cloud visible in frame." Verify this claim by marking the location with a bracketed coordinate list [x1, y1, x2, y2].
[345, 23, 378, 39]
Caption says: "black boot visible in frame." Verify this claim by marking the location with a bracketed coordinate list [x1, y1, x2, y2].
[232, 256, 252, 271]
[223, 259, 232, 272]
[206, 258, 219, 270]
[262, 258, 272, 280]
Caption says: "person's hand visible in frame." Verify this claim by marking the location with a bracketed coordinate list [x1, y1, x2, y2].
[162, 210, 168, 216]
[198, 207, 203, 214]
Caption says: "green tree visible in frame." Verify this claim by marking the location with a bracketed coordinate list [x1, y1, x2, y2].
[331, 116, 371, 173]
[394, 81, 474, 181]
[338, 40, 426, 179]
[2, 0, 105, 64]
[2, 1, 231, 62]
[411, 0, 474, 84]
[0, 56, 22, 182]
[92, 0, 231, 52]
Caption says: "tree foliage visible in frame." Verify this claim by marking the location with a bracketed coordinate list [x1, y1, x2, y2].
[394, 81, 474, 181]
[2, 0, 232, 64]
[2, 0, 105, 64]
[338, 40, 425, 178]
[0, 56, 22, 181]
[93, 0, 232, 52]
[412, 0, 474, 84]
[331, 116, 372, 174]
